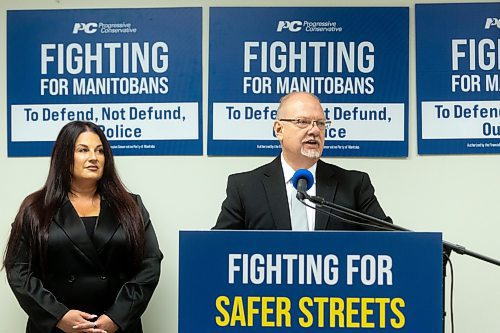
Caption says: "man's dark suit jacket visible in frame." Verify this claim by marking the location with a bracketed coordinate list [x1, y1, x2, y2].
[214, 157, 390, 230]
[7, 194, 163, 333]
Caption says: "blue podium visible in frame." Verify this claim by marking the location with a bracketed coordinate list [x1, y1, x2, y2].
[179, 231, 442, 332]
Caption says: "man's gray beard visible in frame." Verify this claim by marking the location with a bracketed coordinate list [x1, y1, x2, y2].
[301, 147, 321, 159]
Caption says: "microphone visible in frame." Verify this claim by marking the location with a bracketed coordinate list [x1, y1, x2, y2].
[292, 168, 394, 231]
[291, 169, 314, 200]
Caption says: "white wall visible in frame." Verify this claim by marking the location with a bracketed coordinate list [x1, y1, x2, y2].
[1, 0, 499, 332]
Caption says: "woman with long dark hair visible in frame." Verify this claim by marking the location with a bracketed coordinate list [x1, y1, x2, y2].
[3, 121, 163, 333]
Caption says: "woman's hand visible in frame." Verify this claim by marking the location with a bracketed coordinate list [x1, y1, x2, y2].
[57, 309, 108, 332]
[94, 314, 119, 333]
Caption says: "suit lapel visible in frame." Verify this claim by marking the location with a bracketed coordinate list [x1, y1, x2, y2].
[93, 198, 120, 253]
[262, 157, 291, 230]
[53, 198, 103, 268]
[315, 160, 338, 230]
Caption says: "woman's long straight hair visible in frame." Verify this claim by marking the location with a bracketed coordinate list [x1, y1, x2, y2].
[3, 121, 145, 276]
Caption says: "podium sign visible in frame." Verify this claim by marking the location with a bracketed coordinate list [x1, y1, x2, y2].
[179, 231, 442, 332]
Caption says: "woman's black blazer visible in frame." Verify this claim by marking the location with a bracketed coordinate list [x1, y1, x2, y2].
[7, 194, 163, 333]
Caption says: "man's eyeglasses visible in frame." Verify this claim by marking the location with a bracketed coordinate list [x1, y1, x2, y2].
[279, 118, 331, 130]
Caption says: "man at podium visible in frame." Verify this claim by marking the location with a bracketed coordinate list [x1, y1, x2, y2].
[213, 91, 391, 231]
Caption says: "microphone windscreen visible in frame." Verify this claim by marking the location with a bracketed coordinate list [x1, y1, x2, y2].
[291, 169, 314, 191]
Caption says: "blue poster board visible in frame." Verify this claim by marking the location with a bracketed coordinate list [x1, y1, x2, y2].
[416, 3, 500, 154]
[7, 8, 202, 156]
[208, 7, 409, 157]
[179, 231, 442, 332]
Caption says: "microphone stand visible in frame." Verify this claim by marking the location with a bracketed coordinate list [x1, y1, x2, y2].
[301, 191, 500, 333]
[305, 193, 500, 266]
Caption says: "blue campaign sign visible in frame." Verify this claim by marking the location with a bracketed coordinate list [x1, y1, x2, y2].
[179, 231, 442, 333]
[208, 7, 409, 157]
[416, 3, 500, 154]
[7, 8, 202, 156]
